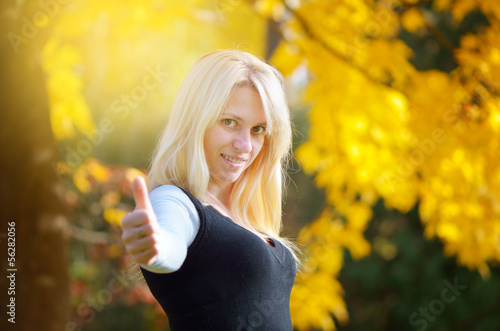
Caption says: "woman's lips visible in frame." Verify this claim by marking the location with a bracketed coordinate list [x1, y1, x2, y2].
[221, 154, 247, 166]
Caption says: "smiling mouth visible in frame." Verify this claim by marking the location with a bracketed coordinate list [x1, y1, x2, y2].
[221, 154, 246, 164]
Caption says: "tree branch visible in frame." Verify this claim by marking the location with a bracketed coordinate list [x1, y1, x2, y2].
[277, 0, 394, 87]
[422, 13, 456, 54]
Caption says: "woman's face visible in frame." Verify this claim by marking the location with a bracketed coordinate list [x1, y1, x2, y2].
[204, 86, 267, 189]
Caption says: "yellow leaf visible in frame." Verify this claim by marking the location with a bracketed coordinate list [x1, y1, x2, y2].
[401, 7, 427, 33]
[87, 158, 111, 183]
[73, 166, 91, 193]
[100, 191, 121, 208]
[103, 208, 127, 227]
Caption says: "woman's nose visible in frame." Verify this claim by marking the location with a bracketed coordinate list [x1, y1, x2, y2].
[233, 130, 252, 153]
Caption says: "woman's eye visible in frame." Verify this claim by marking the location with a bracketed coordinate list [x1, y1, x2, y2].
[252, 126, 266, 134]
[222, 119, 235, 127]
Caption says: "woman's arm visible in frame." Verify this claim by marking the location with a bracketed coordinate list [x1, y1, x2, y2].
[121, 177, 199, 274]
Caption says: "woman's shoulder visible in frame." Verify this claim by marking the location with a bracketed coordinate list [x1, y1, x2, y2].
[149, 185, 197, 210]
[150, 184, 184, 197]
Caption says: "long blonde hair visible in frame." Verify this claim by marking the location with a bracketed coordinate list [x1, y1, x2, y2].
[147, 49, 300, 264]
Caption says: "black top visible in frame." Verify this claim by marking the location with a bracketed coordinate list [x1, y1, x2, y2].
[141, 188, 296, 330]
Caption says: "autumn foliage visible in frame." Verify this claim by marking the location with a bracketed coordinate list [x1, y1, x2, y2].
[258, 0, 500, 329]
[39, 0, 500, 330]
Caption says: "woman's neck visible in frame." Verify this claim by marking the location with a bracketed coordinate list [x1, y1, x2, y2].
[206, 182, 232, 205]
[205, 182, 233, 217]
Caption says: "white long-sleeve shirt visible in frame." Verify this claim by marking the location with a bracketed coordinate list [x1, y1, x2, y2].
[139, 185, 200, 274]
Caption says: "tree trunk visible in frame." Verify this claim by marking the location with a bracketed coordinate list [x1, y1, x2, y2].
[0, 1, 70, 330]
[266, 18, 281, 60]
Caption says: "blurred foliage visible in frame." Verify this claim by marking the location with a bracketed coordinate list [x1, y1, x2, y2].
[336, 201, 500, 331]
[43, 0, 266, 168]
[55, 158, 168, 330]
[36, 0, 500, 330]
[255, 0, 500, 328]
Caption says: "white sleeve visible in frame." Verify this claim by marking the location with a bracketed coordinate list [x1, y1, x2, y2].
[139, 185, 200, 274]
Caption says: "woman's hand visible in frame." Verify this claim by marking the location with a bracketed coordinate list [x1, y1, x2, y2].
[121, 176, 160, 266]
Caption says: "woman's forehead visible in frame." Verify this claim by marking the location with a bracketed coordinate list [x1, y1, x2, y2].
[222, 86, 267, 125]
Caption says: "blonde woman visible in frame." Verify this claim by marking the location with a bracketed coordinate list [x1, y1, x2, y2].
[121, 49, 299, 330]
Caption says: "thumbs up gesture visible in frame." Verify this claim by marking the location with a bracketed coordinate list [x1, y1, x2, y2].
[121, 176, 160, 266]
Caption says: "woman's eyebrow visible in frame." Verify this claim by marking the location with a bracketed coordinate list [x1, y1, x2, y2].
[223, 112, 267, 127]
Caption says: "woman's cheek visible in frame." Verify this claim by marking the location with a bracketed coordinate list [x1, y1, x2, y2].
[253, 138, 265, 158]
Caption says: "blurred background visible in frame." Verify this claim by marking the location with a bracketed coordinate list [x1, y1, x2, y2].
[1, 0, 500, 330]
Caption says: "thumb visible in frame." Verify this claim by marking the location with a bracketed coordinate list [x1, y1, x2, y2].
[132, 176, 153, 211]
